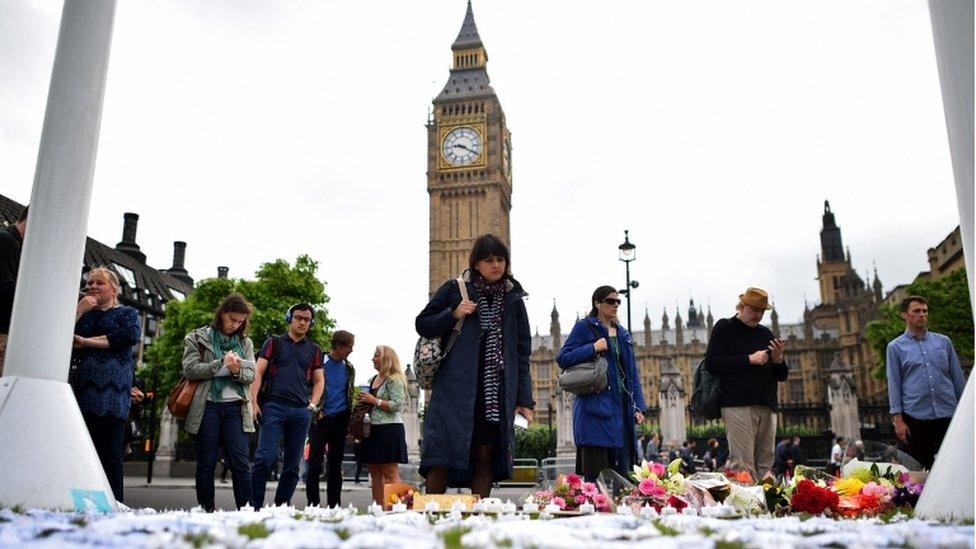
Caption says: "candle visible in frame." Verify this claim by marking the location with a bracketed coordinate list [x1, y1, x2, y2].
[522, 502, 539, 514]
[450, 500, 466, 513]
[616, 504, 633, 516]
[391, 502, 407, 513]
[578, 502, 595, 514]
[681, 506, 698, 516]
[471, 501, 486, 513]
[544, 503, 561, 514]
[501, 500, 517, 514]
[640, 504, 659, 518]
[425, 500, 440, 512]
[368, 502, 383, 516]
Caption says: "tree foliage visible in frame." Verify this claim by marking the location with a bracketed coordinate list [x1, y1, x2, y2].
[143, 255, 334, 400]
[866, 269, 973, 380]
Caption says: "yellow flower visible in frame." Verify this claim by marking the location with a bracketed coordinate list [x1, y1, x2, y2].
[834, 477, 865, 496]
[848, 468, 875, 483]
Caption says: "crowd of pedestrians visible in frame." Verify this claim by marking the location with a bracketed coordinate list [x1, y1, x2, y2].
[0, 205, 967, 510]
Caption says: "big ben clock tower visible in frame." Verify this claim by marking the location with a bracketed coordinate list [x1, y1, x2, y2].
[427, 1, 513, 294]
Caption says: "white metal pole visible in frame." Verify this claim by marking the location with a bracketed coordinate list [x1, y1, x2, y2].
[4, 0, 117, 381]
[0, 0, 119, 512]
[914, 0, 973, 523]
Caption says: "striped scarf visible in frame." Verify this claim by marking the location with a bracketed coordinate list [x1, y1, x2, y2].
[474, 275, 506, 424]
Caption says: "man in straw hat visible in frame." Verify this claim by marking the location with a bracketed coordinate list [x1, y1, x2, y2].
[703, 287, 788, 479]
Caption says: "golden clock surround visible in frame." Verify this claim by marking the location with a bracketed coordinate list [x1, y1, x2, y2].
[438, 122, 487, 170]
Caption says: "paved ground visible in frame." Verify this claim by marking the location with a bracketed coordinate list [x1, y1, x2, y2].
[123, 476, 533, 512]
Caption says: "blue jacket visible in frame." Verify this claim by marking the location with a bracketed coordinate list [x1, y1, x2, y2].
[557, 317, 647, 448]
[415, 273, 534, 484]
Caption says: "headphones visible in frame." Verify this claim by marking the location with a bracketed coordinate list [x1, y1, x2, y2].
[284, 304, 315, 327]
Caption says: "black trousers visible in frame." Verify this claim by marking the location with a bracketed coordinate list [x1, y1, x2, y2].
[305, 410, 350, 507]
[902, 413, 952, 470]
[83, 413, 126, 503]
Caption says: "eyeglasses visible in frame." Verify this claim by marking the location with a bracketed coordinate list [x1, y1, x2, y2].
[292, 315, 313, 324]
[601, 298, 622, 306]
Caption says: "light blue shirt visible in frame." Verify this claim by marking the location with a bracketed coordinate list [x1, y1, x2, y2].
[322, 356, 348, 417]
[886, 329, 965, 420]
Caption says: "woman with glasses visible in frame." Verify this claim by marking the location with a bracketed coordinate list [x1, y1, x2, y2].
[557, 285, 648, 481]
[181, 293, 256, 512]
[416, 234, 534, 498]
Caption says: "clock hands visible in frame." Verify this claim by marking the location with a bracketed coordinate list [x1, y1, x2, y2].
[452, 143, 478, 154]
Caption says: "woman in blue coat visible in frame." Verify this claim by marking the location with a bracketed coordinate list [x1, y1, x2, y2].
[557, 285, 647, 481]
[415, 234, 534, 497]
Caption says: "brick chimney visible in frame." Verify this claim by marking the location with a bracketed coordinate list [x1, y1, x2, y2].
[217, 266, 229, 279]
[165, 241, 193, 286]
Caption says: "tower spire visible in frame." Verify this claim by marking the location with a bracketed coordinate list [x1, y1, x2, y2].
[452, 0, 483, 50]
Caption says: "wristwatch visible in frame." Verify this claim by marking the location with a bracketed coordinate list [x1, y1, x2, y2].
[307, 403, 319, 413]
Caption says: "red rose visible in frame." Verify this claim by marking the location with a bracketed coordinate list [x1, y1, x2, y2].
[790, 480, 839, 515]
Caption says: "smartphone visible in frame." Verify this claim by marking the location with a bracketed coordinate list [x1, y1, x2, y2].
[513, 412, 529, 430]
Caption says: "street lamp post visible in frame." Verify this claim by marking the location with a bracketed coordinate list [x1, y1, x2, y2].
[547, 397, 555, 458]
[618, 230, 639, 334]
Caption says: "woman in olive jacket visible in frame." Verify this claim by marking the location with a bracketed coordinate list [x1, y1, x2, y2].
[415, 234, 534, 497]
[182, 293, 256, 512]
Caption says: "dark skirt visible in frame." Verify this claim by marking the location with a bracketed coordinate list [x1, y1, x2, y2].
[361, 423, 408, 464]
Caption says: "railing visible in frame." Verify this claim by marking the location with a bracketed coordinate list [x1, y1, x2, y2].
[538, 457, 576, 487]
[499, 458, 539, 487]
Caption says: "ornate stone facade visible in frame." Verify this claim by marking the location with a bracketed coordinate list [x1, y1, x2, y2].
[531, 201, 890, 439]
[426, 2, 513, 294]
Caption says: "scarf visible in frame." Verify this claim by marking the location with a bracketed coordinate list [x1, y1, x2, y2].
[473, 275, 506, 424]
[208, 328, 245, 401]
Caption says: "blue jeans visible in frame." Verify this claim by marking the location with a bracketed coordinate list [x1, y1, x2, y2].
[250, 400, 312, 509]
[195, 401, 252, 511]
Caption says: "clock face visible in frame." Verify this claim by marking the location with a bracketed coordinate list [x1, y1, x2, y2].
[441, 126, 483, 166]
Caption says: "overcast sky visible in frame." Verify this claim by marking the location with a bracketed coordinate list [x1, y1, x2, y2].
[1, 0, 962, 383]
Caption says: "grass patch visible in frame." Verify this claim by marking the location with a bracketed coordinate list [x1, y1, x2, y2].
[715, 541, 745, 549]
[35, 528, 62, 539]
[69, 517, 88, 527]
[183, 532, 215, 548]
[238, 522, 270, 540]
[335, 528, 350, 540]
[442, 526, 473, 549]
[652, 520, 680, 536]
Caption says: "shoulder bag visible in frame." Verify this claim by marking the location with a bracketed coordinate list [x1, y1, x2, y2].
[166, 340, 207, 420]
[558, 322, 610, 395]
[413, 277, 468, 390]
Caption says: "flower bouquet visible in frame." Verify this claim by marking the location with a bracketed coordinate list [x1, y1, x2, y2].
[528, 474, 611, 513]
[620, 459, 691, 512]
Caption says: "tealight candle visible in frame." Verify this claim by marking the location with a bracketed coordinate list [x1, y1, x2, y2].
[661, 506, 676, 516]
[450, 500, 466, 513]
[544, 503, 561, 514]
[578, 502, 595, 514]
[425, 500, 440, 512]
[640, 505, 659, 518]
[681, 506, 698, 516]
[501, 500, 517, 514]
[522, 502, 539, 514]
[471, 501, 486, 513]
[368, 502, 383, 516]
[391, 502, 407, 513]
[616, 505, 633, 516]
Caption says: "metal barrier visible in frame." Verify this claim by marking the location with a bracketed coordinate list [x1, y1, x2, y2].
[499, 458, 539, 486]
[538, 457, 576, 486]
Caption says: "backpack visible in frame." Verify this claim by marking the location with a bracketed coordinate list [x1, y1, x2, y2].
[413, 278, 467, 390]
[690, 357, 722, 420]
[257, 334, 322, 406]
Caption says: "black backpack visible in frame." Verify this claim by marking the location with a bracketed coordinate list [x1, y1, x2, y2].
[690, 358, 722, 420]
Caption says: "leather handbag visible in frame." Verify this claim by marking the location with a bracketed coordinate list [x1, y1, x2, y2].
[413, 277, 468, 390]
[165, 340, 206, 420]
[558, 323, 610, 395]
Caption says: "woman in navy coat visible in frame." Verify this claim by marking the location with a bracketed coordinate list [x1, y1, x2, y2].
[557, 285, 647, 481]
[415, 234, 534, 497]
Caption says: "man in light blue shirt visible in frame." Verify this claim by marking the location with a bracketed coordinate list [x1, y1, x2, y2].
[886, 295, 966, 469]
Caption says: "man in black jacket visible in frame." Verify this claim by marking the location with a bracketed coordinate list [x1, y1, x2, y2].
[704, 287, 788, 480]
[0, 205, 27, 375]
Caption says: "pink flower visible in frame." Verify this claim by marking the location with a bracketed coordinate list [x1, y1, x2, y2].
[650, 485, 667, 497]
[566, 474, 583, 489]
[582, 483, 599, 497]
[862, 482, 892, 502]
[593, 493, 609, 510]
[650, 462, 666, 478]
[638, 478, 657, 496]
[575, 495, 586, 504]
[552, 497, 567, 509]
[536, 490, 553, 499]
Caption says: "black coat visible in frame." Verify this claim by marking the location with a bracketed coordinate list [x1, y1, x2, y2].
[415, 273, 534, 484]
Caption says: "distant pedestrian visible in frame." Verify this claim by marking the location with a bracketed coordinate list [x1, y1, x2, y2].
[182, 293, 256, 512]
[644, 433, 661, 463]
[558, 285, 648, 482]
[828, 436, 846, 475]
[771, 436, 800, 477]
[306, 330, 356, 508]
[702, 438, 720, 471]
[704, 287, 789, 480]
[358, 345, 409, 505]
[71, 267, 141, 503]
[886, 295, 966, 469]
[679, 440, 698, 474]
[249, 303, 325, 509]
[0, 204, 27, 374]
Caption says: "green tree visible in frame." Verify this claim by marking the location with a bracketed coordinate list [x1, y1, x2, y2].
[143, 255, 334, 402]
[866, 269, 973, 380]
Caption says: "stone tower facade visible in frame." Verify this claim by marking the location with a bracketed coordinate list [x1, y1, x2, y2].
[426, 1, 513, 293]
